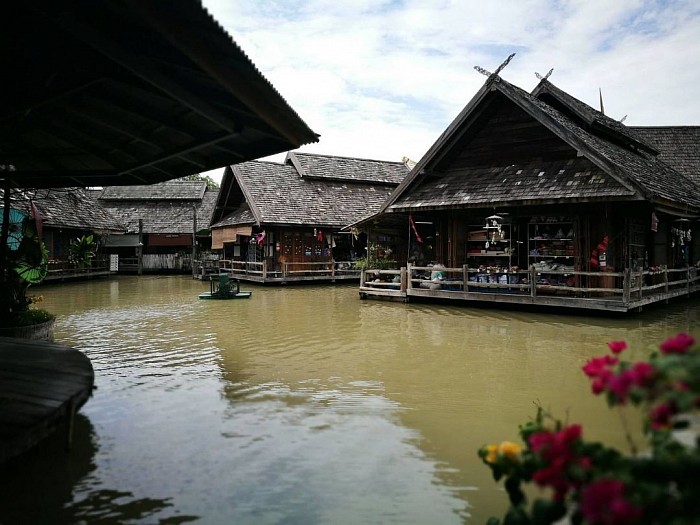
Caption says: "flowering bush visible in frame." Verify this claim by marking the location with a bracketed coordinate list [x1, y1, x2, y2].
[479, 333, 700, 525]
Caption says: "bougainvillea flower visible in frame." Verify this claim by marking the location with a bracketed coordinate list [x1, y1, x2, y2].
[607, 340, 628, 354]
[649, 401, 677, 430]
[582, 355, 618, 378]
[580, 478, 642, 525]
[660, 333, 695, 354]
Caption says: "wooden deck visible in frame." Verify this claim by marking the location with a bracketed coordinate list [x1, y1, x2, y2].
[0, 337, 94, 464]
[212, 259, 361, 284]
[359, 265, 700, 312]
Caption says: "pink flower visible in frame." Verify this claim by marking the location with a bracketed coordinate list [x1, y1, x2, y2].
[660, 333, 695, 354]
[580, 478, 642, 525]
[607, 340, 628, 354]
[629, 362, 655, 387]
[649, 401, 677, 430]
[582, 355, 618, 378]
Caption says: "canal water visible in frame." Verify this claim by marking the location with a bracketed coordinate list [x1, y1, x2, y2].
[1, 276, 698, 524]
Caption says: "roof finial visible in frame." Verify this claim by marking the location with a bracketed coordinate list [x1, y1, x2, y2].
[474, 53, 516, 82]
[535, 68, 554, 81]
[599, 88, 605, 115]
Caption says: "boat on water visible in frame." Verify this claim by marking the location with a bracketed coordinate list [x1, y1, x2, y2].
[199, 274, 252, 300]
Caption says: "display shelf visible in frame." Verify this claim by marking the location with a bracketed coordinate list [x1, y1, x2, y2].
[528, 221, 576, 286]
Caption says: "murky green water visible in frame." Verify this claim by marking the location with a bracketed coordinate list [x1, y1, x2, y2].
[1, 276, 698, 524]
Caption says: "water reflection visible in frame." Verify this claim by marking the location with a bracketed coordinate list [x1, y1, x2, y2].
[1, 276, 697, 524]
[0, 415, 194, 524]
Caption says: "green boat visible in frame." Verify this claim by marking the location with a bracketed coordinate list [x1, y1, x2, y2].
[199, 274, 252, 300]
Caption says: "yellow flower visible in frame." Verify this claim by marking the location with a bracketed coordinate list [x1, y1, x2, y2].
[498, 441, 522, 461]
[484, 444, 499, 464]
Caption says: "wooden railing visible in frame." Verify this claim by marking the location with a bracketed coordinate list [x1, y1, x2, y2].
[359, 263, 700, 306]
[45, 256, 111, 279]
[218, 260, 359, 280]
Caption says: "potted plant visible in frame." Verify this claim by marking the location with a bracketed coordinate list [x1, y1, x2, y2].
[0, 201, 54, 340]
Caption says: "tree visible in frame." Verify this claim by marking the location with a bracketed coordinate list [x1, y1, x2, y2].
[179, 174, 220, 189]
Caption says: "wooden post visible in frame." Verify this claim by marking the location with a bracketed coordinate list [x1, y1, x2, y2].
[263, 259, 267, 281]
[400, 267, 407, 292]
[66, 397, 77, 450]
[688, 267, 691, 297]
[530, 265, 537, 297]
[663, 266, 669, 303]
[331, 260, 335, 280]
[623, 268, 631, 305]
[137, 218, 143, 276]
[360, 269, 365, 287]
[406, 263, 413, 290]
[463, 264, 469, 293]
[191, 205, 197, 278]
[637, 269, 643, 301]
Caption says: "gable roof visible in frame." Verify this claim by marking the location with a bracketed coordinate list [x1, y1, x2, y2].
[99, 181, 207, 201]
[629, 126, 700, 186]
[1, 1, 318, 188]
[383, 75, 700, 216]
[97, 181, 218, 234]
[2, 188, 125, 233]
[211, 153, 410, 229]
[286, 152, 409, 185]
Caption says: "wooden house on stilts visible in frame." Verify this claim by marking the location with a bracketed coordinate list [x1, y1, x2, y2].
[358, 73, 700, 312]
[209, 152, 410, 283]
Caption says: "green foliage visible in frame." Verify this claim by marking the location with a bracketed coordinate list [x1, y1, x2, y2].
[0, 307, 55, 328]
[354, 243, 395, 271]
[179, 174, 220, 189]
[69, 234, 97, 268]
[479, 334, 700, 525]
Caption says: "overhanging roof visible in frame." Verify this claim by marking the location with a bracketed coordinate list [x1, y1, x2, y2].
[0, 1, 319, 189]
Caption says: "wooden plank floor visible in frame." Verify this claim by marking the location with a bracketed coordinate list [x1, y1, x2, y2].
[0, 337, 94, 464]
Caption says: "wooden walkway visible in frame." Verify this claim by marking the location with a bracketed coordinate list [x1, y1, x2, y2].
[0, 337, 94, 464]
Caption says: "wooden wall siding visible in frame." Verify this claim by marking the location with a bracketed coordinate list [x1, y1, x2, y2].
[441, 94, 578, 170]
[148, 234, 192, 247]
[212, 226, 253, 249]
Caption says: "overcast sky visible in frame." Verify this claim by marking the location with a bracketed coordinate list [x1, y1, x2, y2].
[200, 0, 700, 182]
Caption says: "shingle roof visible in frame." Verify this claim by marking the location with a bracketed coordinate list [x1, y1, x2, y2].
[630, 126, 700, 186]
[220, 158, 403, 228]
[287, 152, 409, 185]
[386, 76, 700, 214]
[2, 188, 125, 232]
[99, 181, 207, 201]
[97, 183, 218, 234]
[210, 203, 256, 228]
[392, 157, 629, 211]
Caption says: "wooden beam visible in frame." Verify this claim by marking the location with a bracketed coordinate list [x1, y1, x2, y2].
[53, 10, 241, 134]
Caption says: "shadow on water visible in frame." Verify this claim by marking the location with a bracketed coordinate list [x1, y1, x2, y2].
[0, 414, 198, 525]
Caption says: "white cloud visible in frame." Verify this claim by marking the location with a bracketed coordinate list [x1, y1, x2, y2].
[200, 0, 700, 183]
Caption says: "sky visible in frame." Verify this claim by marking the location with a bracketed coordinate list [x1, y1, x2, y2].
[200, 0, 700, 183]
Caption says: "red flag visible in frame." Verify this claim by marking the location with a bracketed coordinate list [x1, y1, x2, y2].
[409, 215, 423, 243]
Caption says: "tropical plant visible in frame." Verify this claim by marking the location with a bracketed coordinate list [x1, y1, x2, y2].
[69, 234, 97, 268]
[479, 333, 700, 525]
[0, 204, 51, 327]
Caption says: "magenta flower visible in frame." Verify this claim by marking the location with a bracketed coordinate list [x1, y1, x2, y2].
[580, 478, 642, 525]
[607, 340, 628, 354]
[660, 333, 695, 354]
[649, 401, 677, 430]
